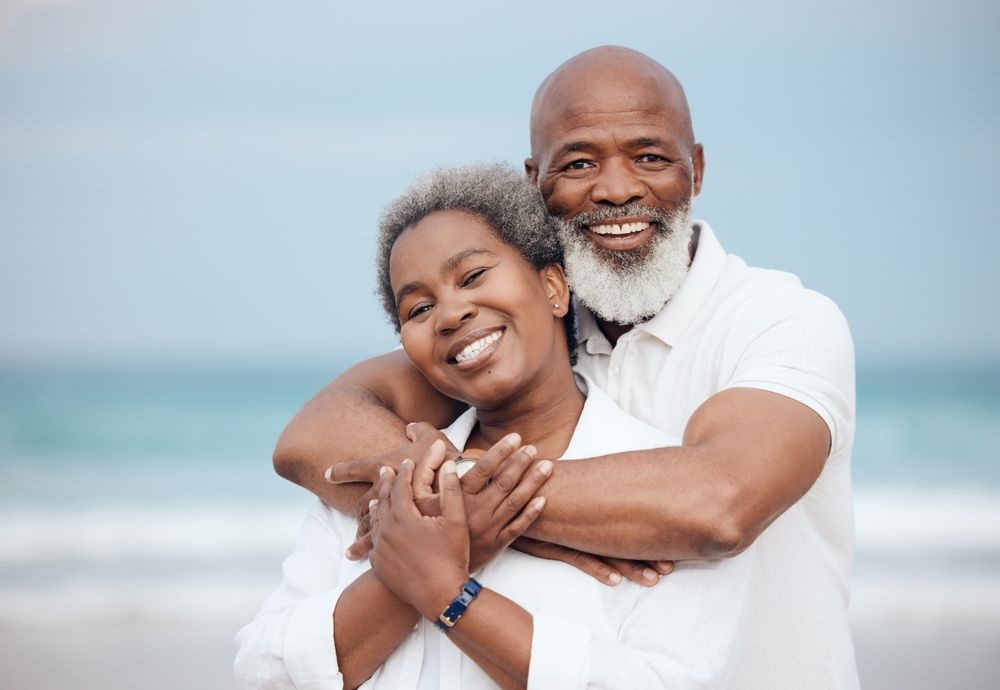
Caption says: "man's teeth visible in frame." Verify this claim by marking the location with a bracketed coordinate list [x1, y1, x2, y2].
[455, 331, 502, 363]
[590, 221, 649, 236]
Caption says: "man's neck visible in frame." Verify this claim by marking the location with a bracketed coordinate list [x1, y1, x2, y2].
[466, 363, 585, 460]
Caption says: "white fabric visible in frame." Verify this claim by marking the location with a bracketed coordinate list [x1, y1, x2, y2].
[574, 221, 858, 689]
[235, 377, 758, 689]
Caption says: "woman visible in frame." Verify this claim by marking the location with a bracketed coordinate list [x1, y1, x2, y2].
[235, 164, 755, 689]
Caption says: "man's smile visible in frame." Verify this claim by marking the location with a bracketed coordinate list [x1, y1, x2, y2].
[584, 219, 656, 252]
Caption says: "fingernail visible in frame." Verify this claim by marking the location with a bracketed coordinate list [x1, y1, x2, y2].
[324, 467, 334, 483]
[532, 496, 546, 510]
[608, 572, 623, 585]
[430, 439, 445, 452]
[401, 458, 413, 468]
[658, 562, 674, 575]
[505, 433, 521, 448]
[537, 459, 553, 476]
[369, 499, 378, 510]
[406, 422, 417, 431]
[442, 460, 457, 474]
[379, 466, 389, 477]
[522, 445, 537, 459]
[345, 547, 357, 560]
[643, 568, 659, 583]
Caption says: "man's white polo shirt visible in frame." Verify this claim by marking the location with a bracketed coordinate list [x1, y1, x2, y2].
[574, 220, 858, 689]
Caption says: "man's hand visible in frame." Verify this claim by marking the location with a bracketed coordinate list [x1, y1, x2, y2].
[335, 422, 460, 560]
[511, 538, 673, 587]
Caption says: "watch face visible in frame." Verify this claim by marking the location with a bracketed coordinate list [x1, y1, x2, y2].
[455, 457, 477, 478]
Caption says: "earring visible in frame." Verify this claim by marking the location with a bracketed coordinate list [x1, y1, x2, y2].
[553, 303, 561, 309]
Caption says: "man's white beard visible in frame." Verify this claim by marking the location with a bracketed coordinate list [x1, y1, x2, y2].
[557, 201, 694, 325]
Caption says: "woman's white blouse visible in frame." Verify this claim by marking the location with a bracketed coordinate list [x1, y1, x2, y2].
[234, 377, 755, 689]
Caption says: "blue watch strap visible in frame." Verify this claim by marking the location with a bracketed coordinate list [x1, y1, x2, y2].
[435, 578, 482, 631]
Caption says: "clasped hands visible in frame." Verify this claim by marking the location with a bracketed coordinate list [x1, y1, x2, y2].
[325, 422, 673, 587]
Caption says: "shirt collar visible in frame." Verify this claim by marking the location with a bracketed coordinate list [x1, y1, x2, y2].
[575, 220, 727, 350]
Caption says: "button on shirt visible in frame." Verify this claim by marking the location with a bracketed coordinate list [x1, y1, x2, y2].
[234, 377, 759, 690]
[574, 221, 858, 689]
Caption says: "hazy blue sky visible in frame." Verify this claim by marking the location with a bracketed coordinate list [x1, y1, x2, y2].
[1, 0, 998, 367]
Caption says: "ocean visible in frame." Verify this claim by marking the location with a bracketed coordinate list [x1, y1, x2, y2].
[1, 363, 998, 687]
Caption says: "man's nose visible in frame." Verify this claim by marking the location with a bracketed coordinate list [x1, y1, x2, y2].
[435, 295, 476, 334]
[590, 158, 645, 206]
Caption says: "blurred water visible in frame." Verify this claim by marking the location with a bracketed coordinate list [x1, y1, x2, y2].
[0, 363, 997, 629]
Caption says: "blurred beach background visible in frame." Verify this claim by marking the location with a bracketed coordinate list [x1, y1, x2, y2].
[1, 1, 998, 689]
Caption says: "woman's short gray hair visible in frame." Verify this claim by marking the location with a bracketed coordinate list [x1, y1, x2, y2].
[374, 162, 576, 360]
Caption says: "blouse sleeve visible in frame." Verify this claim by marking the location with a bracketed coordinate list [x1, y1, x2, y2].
[234, 501, 366, 690]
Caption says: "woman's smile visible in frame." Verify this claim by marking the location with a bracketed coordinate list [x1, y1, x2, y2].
[447, 326, 506, 370]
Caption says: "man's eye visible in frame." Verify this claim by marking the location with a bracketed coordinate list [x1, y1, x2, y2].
[637, 154, 668, 164]
[407, 303, 433, 319]
[564, 159, 593, 171]
[461, 268, 488, 287]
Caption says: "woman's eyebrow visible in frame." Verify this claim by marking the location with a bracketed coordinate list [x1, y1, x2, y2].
[440, 248, 495, 274]
[394, 248, 496, 308]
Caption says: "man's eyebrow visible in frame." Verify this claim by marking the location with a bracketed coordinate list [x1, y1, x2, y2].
[627, 136, 669, 149]
[394, 248, 495, 308]
[552, 140, 598, 159]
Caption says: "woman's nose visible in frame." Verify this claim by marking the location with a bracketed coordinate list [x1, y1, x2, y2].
[435, 296, 477, 334]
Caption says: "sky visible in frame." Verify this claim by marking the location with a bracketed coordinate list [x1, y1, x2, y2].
[1, 0, 998, 367]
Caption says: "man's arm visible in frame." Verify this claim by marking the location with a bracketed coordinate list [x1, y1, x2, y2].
[273, 350, 466, 515]
[525, 387, 830, 560]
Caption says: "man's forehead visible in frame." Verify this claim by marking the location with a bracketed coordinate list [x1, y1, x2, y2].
[530, 49, 693, 155]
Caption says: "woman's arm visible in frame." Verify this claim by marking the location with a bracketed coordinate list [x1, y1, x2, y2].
[371, 458, 757, 690]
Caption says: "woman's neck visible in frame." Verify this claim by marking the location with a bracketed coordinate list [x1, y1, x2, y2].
[465, 362, 585, 460]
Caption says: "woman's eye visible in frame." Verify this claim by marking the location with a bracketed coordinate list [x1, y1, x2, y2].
[407, 303, 433, 320]
[461, 268, 488, 287]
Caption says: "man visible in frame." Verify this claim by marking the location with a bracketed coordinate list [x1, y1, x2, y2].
[273, 46, 858, 686]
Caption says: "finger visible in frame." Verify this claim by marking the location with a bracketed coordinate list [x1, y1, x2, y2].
[324, 457, 379, 484]
[405, 421, 437, 443]
[412, 440, 446, 501]
[497, 495, 546, 546]
[603, 557, 661, 586]
[354, 482, 381, 538]
[511, 538, 624, 586]
[490, 452, 552, 522]
[390, 458, 416, 508]
[461, 432, 520, 494]
[439, 459, 467, 523]
[378, 467, 395, 503]
[653, 560, 675, 576]
[345, 531, 374, 561]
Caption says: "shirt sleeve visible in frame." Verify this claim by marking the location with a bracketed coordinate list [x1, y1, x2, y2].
[527, 546, 755, 689]
[723, 285, 855, 457]
[233, 501, 364, 690]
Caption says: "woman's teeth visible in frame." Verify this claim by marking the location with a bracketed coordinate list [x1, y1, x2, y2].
[590, 221, 650, 235]
[455, 330, 502, 363]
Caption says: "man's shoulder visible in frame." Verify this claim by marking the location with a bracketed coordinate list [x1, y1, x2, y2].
[710, 257, 848, 333]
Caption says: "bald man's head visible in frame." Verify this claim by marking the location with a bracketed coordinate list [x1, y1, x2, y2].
[530, 46, 695, 159]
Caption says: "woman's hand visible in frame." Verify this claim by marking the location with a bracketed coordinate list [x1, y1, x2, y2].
[460, 435, 552, 572]
[368, 442, 470, 618]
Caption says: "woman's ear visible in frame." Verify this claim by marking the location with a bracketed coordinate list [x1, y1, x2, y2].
[539, 264, 570, 317]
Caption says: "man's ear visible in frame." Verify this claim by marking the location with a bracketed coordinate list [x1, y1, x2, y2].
[691, 143, 705, 196]
[540, 264, 570, 317]
[524, 158, 540, 185]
